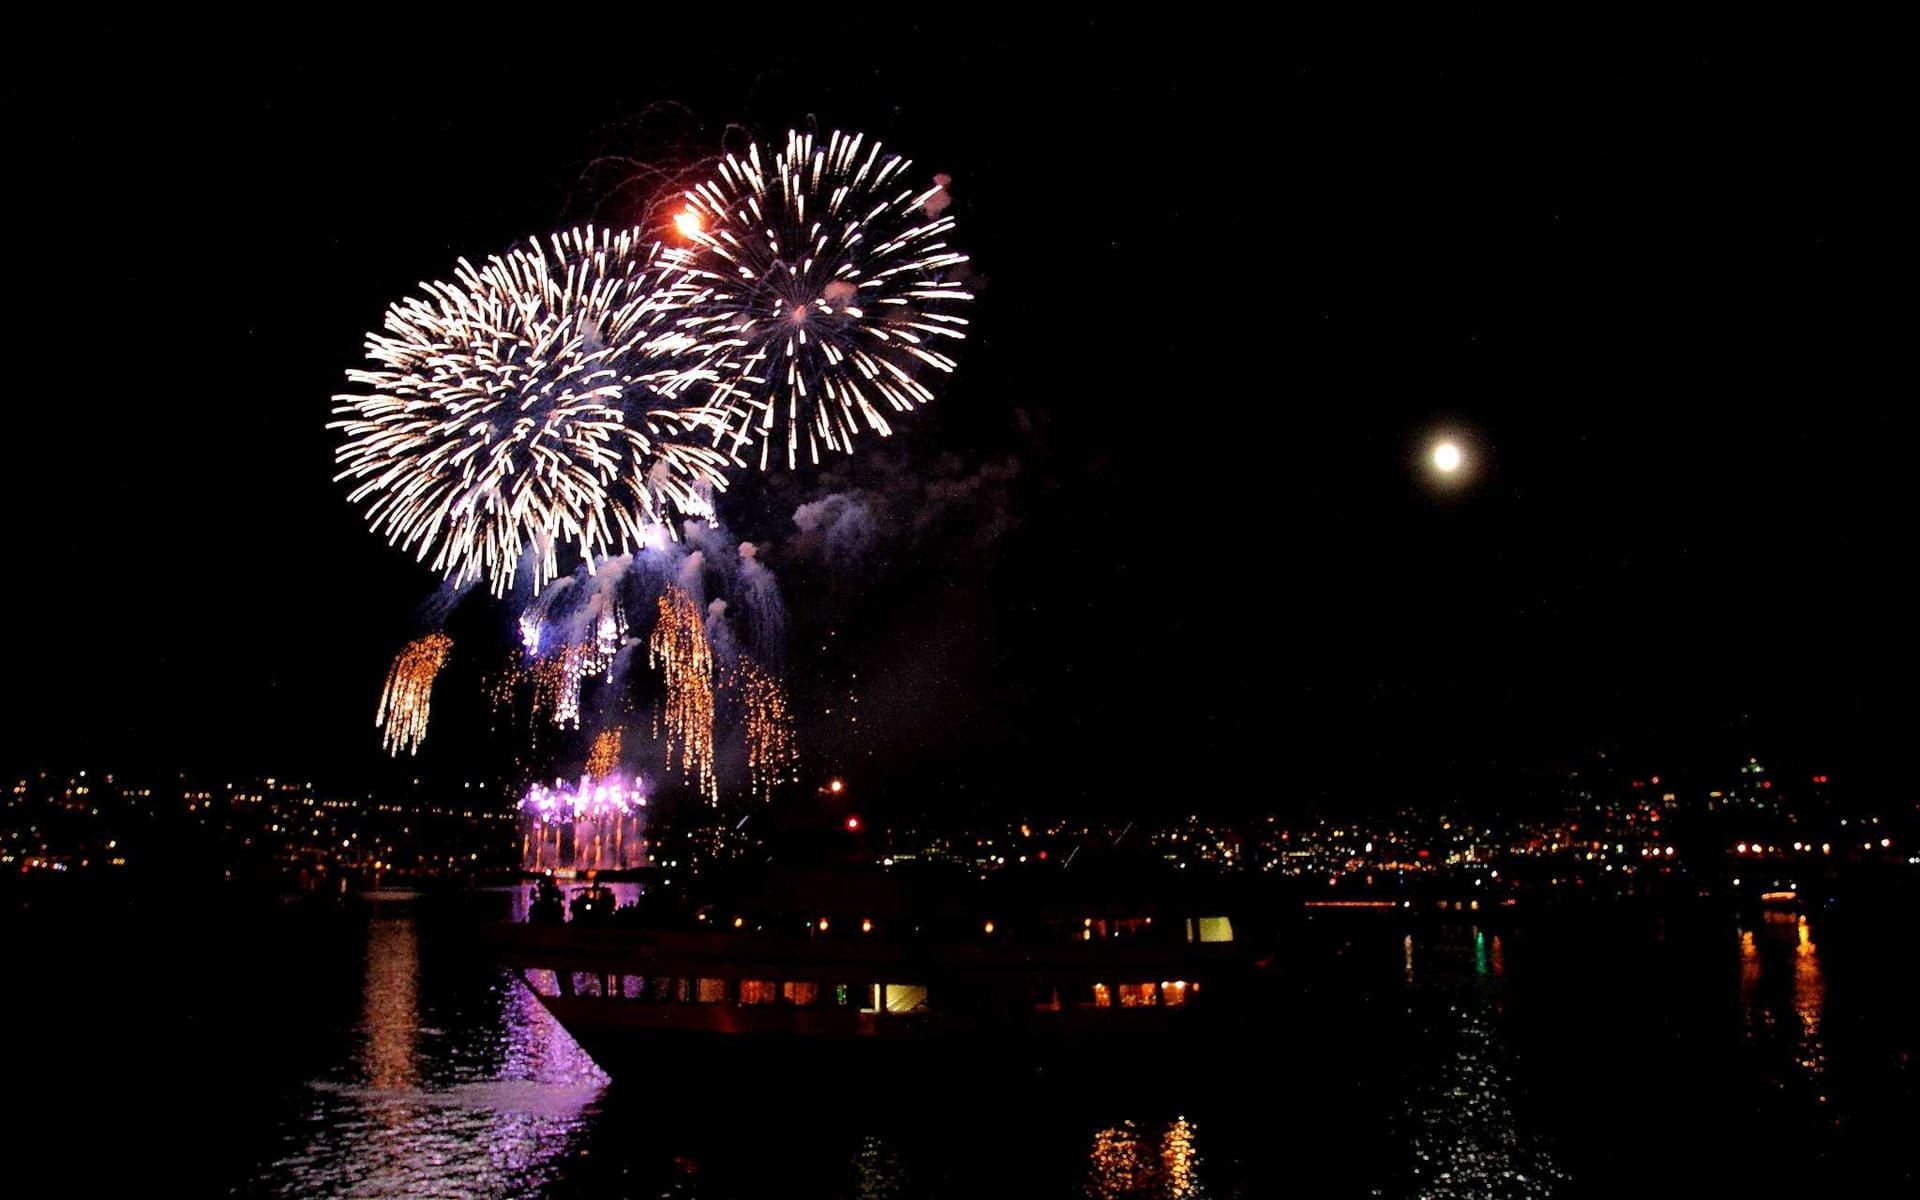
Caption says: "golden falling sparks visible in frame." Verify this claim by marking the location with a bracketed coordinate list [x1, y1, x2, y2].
[649, 584, 715, 800]
[733, 656, 797, 800]
[374, 632, 453, 756]
[585, 727, 624, 779]
[525, 656, 569, 727]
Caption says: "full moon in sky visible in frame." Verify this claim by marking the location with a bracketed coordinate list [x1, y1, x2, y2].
[1432, 441, 1463, 473]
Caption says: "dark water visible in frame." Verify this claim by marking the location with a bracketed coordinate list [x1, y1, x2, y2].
[5, 894, 1914, 1197]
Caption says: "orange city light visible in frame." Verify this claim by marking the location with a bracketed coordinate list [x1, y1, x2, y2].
[829, 779, 845, 794]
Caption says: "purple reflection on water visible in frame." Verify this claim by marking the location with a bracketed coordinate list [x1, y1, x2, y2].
[249, 916, 605, 1199]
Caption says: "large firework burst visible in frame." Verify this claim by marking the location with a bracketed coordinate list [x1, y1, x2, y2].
[331, 227, 730, 595]
[666, 130, 974, 470]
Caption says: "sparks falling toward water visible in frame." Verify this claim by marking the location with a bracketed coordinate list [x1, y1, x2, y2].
[667, 130, 974, 470]
[732, 656, 797, 800]
[649, 584, 716, 800]
[519, 774, 648, 872]
[585, 727, 623, 778]
[375, 632, 454, 756]
[330, 227, 731, 596]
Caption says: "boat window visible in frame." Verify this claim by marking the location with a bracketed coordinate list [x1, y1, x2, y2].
[833, 984, 850, 1007]
[782, 981, 819, 1007]
[1088, 983, 1112, 1008]
[882, 984, 928, 1014]
[1159, 980, 1189, 1008]
[1188, 916, 1234, 943]
[620, 975, 647, 999]
[1032, 986, 1062, 1012]
[696, 978, 728, 1004]
[739, 980, 778, 1006]
[1117, 982, 1156, 1008]
[571, 972, 605, 998]
[522, 969, 560, 998]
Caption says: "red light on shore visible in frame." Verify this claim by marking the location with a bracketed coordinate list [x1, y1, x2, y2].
[845, 815, 861, 831]
[1037, 850, 1048, 861]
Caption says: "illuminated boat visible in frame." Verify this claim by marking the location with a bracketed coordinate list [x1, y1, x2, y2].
[491, 864, 1247, 1074]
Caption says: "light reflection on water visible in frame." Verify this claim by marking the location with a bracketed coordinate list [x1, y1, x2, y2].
[1400, 929, 1568, 1200]
[249, 915, 605, 1200]
[1738, 910, 1828, 1085]
[218, 903, 1901, 1198]
[1084, 1117, 1204, 1199]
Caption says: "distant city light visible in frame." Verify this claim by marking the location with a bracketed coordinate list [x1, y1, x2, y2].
[1433, 441, 1463, 473]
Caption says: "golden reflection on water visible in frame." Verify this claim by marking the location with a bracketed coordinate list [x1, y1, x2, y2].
[1161, 1116, 1200, 1198]
[1736, 912, 1827, 1082]
[1086, 1116, 1202, 1199]
[362, 917, 419, 1089]
[1792, 915, 1828, 1079]
[854, 1134, 909, 1200]
[256, 914, 607, 1199]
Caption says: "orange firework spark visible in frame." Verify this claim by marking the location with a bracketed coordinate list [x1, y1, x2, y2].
[526, 657, 568, 726]
[586, 727, 623, 778]
[649, 584, 715, 800]
[734, 656, 797, 800]
[375, 632, 453, 756]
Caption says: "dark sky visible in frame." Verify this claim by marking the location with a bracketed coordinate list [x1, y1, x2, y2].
[2, 20, 1904, 815]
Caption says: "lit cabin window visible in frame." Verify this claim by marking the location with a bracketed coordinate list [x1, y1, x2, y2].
[1160, 981, 1189, 1007]
[696, 978, 728, 1004]
[1117, 982, 1156, 1008]
[570, 972, 604, 997]
[782, 981, 819, 1006]
[621, 975, 647, 999]
[1188, 916, 1234, 943]
[522, 969, 560, 998]
[1090, 983, 1113, 1008]
[882, 984, 928, 1013]
[739, 980, 777, 1006]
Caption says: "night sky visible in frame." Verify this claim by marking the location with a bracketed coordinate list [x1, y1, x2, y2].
[4, 21, 1903, 815]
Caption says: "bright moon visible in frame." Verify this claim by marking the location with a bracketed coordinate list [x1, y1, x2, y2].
[1432, 441, 1463, 473]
